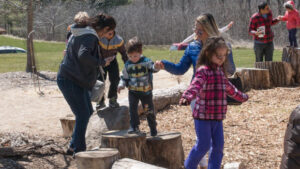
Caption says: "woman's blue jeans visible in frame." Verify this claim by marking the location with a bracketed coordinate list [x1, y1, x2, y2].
[57, 75, 93, 153]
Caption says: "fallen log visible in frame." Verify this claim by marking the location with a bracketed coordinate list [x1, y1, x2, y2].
[235, 68, 271, 91]
[282, 47, 300, 83]
[255, 61, 294, 87]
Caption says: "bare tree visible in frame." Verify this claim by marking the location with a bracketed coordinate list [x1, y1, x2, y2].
[26, 0, 36, 73]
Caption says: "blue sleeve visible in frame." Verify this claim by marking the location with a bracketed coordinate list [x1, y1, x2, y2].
[161, 46, 192, 75]
[226, 43, 236, 76]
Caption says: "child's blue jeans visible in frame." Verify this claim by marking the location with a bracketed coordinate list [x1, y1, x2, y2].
[57, 75, 93, 153]
[184, 119, 224, 169]
[288, 28, 298, 47]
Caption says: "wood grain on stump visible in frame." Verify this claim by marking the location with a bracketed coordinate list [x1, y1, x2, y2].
[75, 148, 119, 169]
[142, 132, 184, 169]
[255, 61, 294, 87]
[235, 68, 271, 91]
[59, 116, 75, 137]
[100, 130, 146, 161]
[282, 47, 300, 83]
[112, 158, 166, 169]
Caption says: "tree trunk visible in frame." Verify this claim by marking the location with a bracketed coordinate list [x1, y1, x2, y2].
[255, 61, 295, 87]
[112, 158, 166, 169]
[282, 47, 300, 83]
[235, 68, 271, 91]
[100, 130, 146, 161]
[75, 148, 119, 169]
[26, 0, 36, 73]
[59, 116, 75, 138]
[143, 132, 184, 169]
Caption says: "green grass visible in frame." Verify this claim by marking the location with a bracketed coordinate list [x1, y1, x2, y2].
[0, 36, 282, 73]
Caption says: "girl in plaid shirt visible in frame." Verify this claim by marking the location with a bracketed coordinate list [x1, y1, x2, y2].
[180, 37, 248, 169]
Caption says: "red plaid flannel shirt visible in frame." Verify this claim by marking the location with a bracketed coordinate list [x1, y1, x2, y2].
[182, 65, 248, 120]
[248, 11, 279, 43]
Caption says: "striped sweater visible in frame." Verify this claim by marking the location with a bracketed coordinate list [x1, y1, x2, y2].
[119, 56, 159, 94]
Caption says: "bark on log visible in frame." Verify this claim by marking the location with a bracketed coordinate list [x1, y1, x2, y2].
[235, 68, 271, 91]
[59, 116, 75, 137]
[75, 148, 119, 169]
[255, 61, 294, 87]
[100, 130, 146, 161]
[282, 47, 300, 83]
[118, 84, 188, 115]
[143, 132, 184, 169]
[112, 158, 166, 169]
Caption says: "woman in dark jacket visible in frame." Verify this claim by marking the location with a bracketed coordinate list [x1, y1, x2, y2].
[57, 12, 116, 155]
[280, 105, 300, 169]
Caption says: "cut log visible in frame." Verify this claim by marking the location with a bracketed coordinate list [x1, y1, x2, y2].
[75, 148, 119, 169]
[86, 106, 130, 150]
[100, 130, 146, 161]
[143, 132, 184, 169]
[235, 68, 271, 91]
[255, 61, 294, 87]
[112, 158, 166, 169]
[282, 47, 300, 83]
[224, 162, 245, 169]
[59, 116, 75, 137]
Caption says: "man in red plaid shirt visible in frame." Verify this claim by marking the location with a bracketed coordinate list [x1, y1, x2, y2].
[249, 2, 280, 62]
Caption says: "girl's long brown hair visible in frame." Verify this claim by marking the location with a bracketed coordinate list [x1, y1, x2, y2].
[196, 36, 230, 75]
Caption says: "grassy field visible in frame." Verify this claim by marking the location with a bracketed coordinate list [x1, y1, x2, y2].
[0, 35, 282, 73]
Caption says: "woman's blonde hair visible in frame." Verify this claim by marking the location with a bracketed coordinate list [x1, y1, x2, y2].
[74, 11, 89, 26]
[196, 13, 220, 37]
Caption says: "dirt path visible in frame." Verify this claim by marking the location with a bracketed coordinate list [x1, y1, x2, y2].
[0, 70, 193, 136]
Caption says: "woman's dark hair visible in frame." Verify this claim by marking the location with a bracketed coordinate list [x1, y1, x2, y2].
[126, 36, 143, 54]
[258, 2, 268, 11]
[89, 13, 116, 32]
[196, 36, 229, 74]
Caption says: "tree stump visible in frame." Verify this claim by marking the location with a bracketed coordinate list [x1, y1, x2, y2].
[59, 115, 75, 137]
[112, 158, 166, 169]
[235, 68, 271, 91]
[282, 47, 300, 83]
[255, 61, 294, 87]
[143, 132, 184, 169]
[100, 130, 146, 161]
[75, 148, 119, 169]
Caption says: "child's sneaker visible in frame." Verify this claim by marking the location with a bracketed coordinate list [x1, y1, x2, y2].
[128, 126, 140, 134]
[96, 100, 106, 110]
[109, 97, 119, 108]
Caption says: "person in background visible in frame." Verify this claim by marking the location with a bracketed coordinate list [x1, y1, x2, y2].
[96, 27, 128, 109]
[248, 2, 280, 62]
[278, 0, 300, 47]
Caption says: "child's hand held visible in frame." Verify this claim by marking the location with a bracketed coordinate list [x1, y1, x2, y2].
[179, 98, 189, 106]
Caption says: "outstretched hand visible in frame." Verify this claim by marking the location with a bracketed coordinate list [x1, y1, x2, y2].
[154, 61, 165, 69]
[179, 98, 190, 106]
